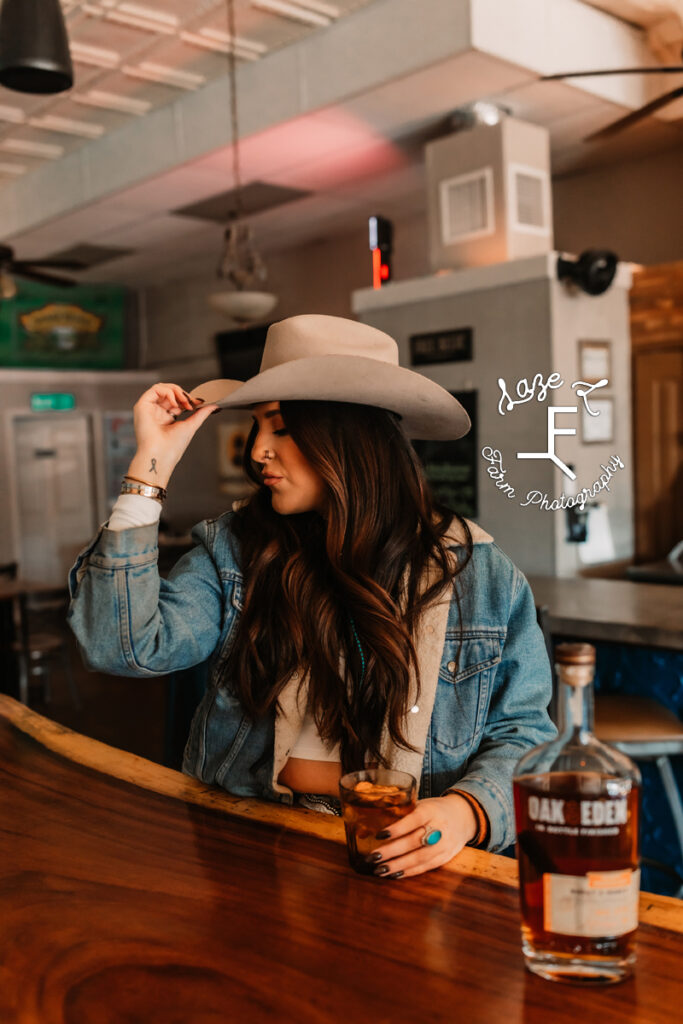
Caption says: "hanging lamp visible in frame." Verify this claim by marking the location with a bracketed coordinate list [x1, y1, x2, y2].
[208, 0, 277, 322]
[0, 0, 73, 95]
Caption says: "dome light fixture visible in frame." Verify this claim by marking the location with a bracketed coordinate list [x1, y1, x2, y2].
[0, 0, 73, 95]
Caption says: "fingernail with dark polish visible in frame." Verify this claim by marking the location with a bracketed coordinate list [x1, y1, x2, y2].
[374, 865, 390, 876]
[211, 408, 221, 415]
[387, 871, 404, 879]
[193, 396, 205, 404]
[366, 852, 383, 864]
[375, 830, 390, 840]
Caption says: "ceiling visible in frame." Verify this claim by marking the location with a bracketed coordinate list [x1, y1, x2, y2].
[2, 0, 683, 286]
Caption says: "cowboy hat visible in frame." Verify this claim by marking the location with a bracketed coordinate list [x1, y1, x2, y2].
[190, 314, 470, 440]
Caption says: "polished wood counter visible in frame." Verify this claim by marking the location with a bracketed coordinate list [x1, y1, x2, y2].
[1, 695, 682, 1023]
[528, 576, 683, 650]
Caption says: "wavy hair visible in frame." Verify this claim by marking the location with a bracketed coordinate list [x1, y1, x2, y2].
[224, 400, 473, 772]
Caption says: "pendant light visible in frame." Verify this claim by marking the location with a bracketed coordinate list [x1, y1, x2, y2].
[208, 0, 277, 322]
[0, 0, 74, 95]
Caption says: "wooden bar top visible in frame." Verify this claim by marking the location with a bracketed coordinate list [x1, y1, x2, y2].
[528, 575, 683, 650]
[1, 695, 682, 1023]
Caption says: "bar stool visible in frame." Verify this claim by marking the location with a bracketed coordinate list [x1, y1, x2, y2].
[0, 564, 81, 709]
[536, 605, 683, 897]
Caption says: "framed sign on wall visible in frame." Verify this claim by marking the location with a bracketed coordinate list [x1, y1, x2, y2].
[0, 280, 127, 369]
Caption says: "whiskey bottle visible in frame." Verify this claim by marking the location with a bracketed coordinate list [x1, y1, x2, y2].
[513, 642, 641, 984]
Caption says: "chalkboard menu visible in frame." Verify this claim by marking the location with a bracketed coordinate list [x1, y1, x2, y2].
[413, 390, 478, 518]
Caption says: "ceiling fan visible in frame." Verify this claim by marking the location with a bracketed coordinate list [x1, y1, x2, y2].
[0, 243, 82, 297]
[541, 58, 683, 140]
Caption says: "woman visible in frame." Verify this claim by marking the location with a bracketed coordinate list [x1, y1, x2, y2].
[68, 314, 555, 880]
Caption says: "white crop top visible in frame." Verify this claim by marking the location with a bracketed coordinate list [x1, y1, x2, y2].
[289, 709, 341, 763]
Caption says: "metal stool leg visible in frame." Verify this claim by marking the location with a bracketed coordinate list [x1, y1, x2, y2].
[655, 755, 683, 898]
[17, 651, 29, 705]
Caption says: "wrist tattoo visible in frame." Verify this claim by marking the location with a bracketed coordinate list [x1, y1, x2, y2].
[149, 458, 157, 474]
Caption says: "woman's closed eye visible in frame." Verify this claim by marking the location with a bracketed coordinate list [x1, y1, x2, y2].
[273, 428, 289, 436]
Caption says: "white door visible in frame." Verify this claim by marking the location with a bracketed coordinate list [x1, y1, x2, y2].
[13, 415, 96, 585]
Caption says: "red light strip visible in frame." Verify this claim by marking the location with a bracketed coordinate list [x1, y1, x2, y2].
[372, 247, 382, 290]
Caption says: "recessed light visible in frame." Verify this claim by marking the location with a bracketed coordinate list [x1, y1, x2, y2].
[73, 90, 152, 116]
[70, 41, 121, 69]
[179, 31, 260, 60]
[123, 62, 206, 89]
[0, 162, 27, 175]
[250, 0, 338, 27]
[0, 104, 25, 124]
[0, 139, 64, 159]
[29, 115, 105, 138]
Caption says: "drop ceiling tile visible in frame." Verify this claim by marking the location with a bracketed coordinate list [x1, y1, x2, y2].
[96, 212, 215, 249]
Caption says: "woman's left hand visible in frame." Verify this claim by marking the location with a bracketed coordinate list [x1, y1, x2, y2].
[366, 794, 480, 879]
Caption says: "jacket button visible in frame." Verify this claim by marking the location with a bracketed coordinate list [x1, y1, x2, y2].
[447, 660, 456, 673]
[292, 671, 299, 680]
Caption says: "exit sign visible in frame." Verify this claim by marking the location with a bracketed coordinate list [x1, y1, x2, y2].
[30, 392, 76, 412]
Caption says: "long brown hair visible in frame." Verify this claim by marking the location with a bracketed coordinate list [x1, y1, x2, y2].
[225, 400, 473, 771]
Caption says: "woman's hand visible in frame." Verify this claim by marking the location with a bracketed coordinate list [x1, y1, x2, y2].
[365, 794, 480, 879]
[126, 382, 219, 487]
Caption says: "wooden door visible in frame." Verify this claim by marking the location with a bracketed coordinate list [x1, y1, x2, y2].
[632, 346, 683, 562]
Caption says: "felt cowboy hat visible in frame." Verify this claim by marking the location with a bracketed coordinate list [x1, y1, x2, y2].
[189, 314, 470, 440]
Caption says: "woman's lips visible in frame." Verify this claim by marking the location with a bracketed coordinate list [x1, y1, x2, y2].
[263, 476, 282, 486]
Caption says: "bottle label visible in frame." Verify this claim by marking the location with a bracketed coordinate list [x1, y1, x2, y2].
[543, 869, 640, 937]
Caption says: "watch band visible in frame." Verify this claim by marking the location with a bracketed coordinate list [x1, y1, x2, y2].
[120, 480, 167, 503]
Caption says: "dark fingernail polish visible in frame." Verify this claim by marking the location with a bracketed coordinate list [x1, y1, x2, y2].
[387, 871, 404, 880]
[374, 865, 390, 876]
[376, 830, 390, 840]
[366, 852, 383, 864]
[211, 408, 221, 415]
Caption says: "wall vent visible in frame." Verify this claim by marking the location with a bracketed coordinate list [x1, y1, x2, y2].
[510, 165, 549, 234]
[439, 167, 494, 245]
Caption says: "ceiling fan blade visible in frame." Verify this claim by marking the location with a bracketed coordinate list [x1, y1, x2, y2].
[14, 258, 85, 271]
[13, 266, 77, 287]
[585, 85, 683, 141]
[542, 65, 683, 80]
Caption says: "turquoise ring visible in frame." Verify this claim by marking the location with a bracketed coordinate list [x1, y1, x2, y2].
[421, 826, 442, 847]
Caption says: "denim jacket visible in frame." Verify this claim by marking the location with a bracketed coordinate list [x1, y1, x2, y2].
[68, 512, 556, 853]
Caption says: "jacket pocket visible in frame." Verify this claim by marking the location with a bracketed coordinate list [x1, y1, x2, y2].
[432, 631, 503, 755]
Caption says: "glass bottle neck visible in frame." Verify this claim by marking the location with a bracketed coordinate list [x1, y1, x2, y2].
[557, 679, 595, 736]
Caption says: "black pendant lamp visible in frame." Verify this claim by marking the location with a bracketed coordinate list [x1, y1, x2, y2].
[0, 0, 73, 94]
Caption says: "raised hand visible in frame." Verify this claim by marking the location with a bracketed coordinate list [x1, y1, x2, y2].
[126, 382, 219, 487]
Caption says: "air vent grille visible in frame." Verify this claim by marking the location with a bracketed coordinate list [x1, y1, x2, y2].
[510, 165, 549, 234]
[439, 168, 494, 244]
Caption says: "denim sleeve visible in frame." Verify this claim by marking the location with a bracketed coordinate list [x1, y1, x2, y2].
[67, 520, 223, 677]
[446, 571, 557, 852]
